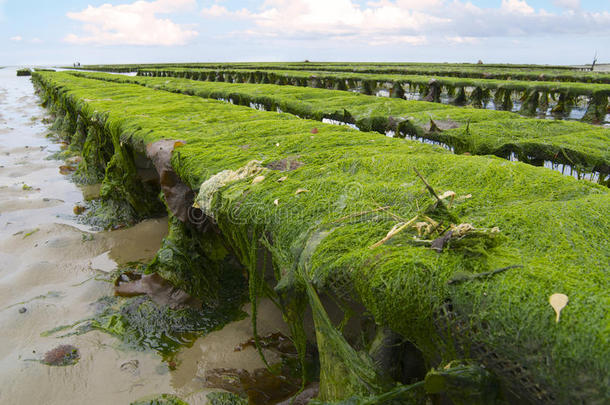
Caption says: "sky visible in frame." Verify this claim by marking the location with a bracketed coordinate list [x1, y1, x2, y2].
[0, 0, 609, 66]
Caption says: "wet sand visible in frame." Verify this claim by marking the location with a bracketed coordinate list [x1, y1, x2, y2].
[0, 67, 289, 405]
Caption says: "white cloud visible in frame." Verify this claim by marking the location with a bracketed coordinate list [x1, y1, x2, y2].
[367, 0, 444, 11]
[202, 0, 447, 45]
[9, 35, 43, 44]
[201, 4, 251, 18]
[446, 36, 479, 45]
[202, 0, 610, 46]
[366, 35, 427, 46]
[553, 0, 580, 10]
[65, 0, 199, 46]
[201, 4, 231, 17]
[501, 0, 534, 15]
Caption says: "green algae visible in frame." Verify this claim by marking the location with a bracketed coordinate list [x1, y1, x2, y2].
[432, 119, 610, 175]
[67, 71, 610, 180]
[40, 255, 246, 359]
[307, 360, 499, 405]
[33, 71, 610, 405]
[424, 361, 499, 405]
[135, 67, 610, 121]
[305, 281, 391, 400]
[583, 92, 610, 123]
[35, 78, 166, 229]
[206, 392, 247, 405]
[44, 287, 246, 359]
[130, 394, 189, 405]
[76, 61, 610, 83]
[16, 68, 32, 77]
[99, 130, 164, 218]
[147, 211, 247, 304]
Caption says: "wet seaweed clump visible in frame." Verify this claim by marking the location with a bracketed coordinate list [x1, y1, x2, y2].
[79, 198, 141, 230]
[88, 291, 244, 357]
[130, 394, 188, 405]
[234, 332, 297, 355]
[204, 332, 317, 405]
[44, 270, 247, 359]
[115, 271, 202, 310]
[42, 344, 80, 366]
[206, 392, 248, 405]
[204, 366, 302, 405]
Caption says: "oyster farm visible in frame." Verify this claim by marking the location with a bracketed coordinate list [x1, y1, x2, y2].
[1, 1, 609, 405]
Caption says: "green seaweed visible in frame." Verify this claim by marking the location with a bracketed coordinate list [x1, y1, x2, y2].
[64, 70, 610, 179]
[17, 68, 32, 77]
[130, 394, 189, 405]
[46, 289, 246, 358]
[33, 71, 610, 405]
[36, 78, 166, 228]
[206, 392, 248, 405]
[424, 361, 499, 405]
[147, 211, 243, 303]
[134, 66, 610, 122]
[73, 61, 610, 83]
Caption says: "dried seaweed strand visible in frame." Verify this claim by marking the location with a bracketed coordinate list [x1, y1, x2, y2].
[370, 215, 419, 249]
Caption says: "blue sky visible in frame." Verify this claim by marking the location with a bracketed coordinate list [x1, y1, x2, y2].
[1, 0, 608, 65]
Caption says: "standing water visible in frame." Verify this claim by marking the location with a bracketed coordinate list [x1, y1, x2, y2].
[0, 68, 290, 405]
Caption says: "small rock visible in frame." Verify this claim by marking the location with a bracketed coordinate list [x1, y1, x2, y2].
[59, 165, 76, 175]
[66, 156, 82, 165]
[18, 307, 27, 314]
[73, 205, 86, 215]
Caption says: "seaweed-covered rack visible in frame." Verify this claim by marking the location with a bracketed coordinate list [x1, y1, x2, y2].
[34, 71, 609, 405]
